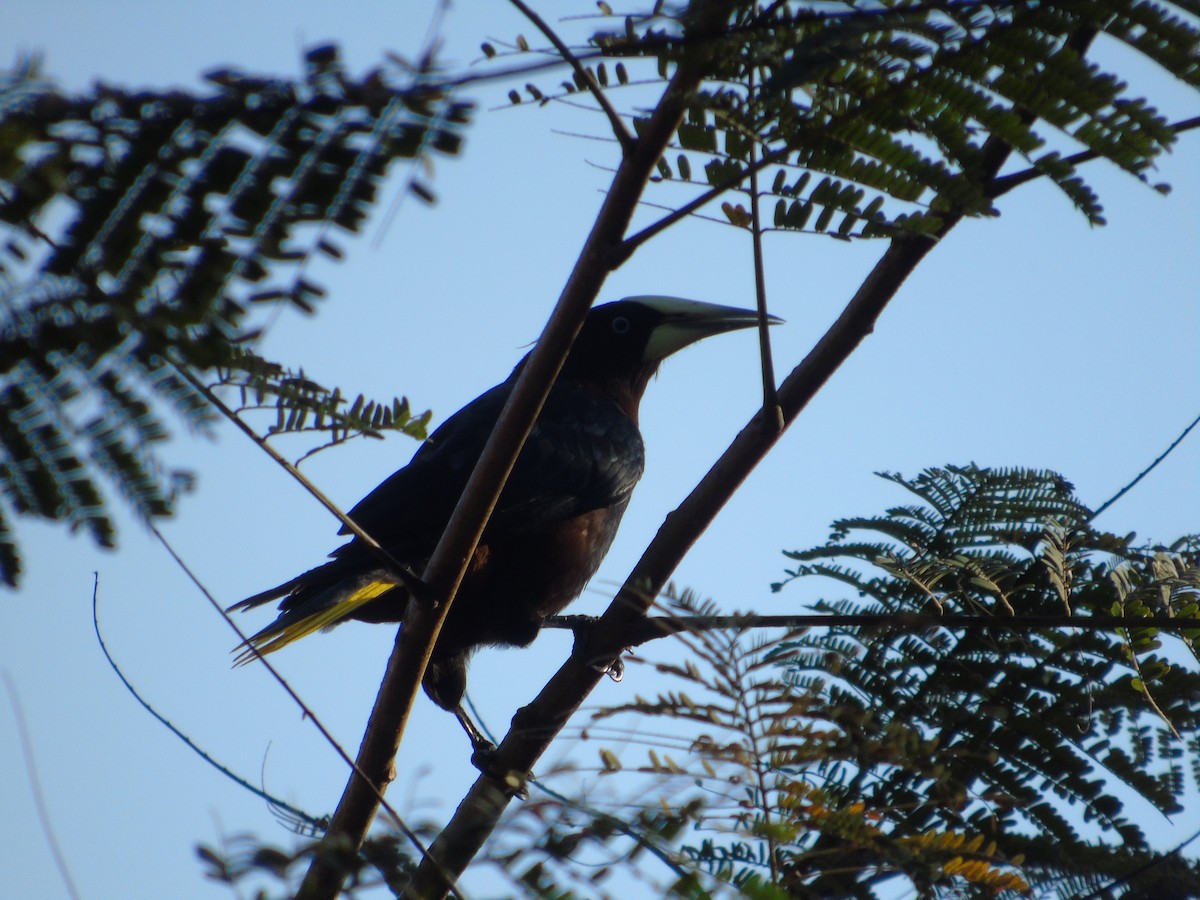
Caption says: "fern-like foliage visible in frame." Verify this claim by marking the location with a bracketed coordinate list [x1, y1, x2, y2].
[565, 466, 1200, 898]
[512, 1, 1199, 237]
[0, 48, 468, 585]
[774, 465, 1200, 896]
[211, 348, 431, 461]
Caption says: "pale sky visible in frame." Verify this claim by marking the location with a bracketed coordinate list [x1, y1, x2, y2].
[2, 3, 1198, 898]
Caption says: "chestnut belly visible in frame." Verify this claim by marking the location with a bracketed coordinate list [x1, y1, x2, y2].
[434, 503, 628, 658]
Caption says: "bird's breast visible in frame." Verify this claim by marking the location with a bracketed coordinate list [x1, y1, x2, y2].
[435, 500, 631, 657]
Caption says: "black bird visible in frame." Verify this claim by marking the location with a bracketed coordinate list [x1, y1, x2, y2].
[231, 296, 774, 743]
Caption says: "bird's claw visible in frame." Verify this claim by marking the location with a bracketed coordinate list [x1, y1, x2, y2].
[469, 743, 531, 799]
[560, 614, 626, 681]
[560, 614, 599, 651]
[600, 655, 624, 682]
[469, 738, 498, 771]
[453, 704, 531, 798]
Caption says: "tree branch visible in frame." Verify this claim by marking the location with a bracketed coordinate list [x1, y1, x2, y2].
[402, 229, 941, 898]
[1093, 408, 1200, 519]
[297, 5, 735, 899]
[146, 524, 437, 861]
[178, 367, 429, 602]
[508, 0, 636, 154]
[988, 114, 1200, 199]
[546, 613, 1200, 647]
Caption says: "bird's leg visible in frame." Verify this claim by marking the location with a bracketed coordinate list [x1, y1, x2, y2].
[427, 655, 526, 793]
[453, 704, 532, 799]
[560, 614, 625, 682]
[452, 704, 495, 758]
[427, 654, 500, 761]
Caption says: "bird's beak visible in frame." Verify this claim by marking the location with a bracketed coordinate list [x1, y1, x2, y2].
[629, 295, 783, 362]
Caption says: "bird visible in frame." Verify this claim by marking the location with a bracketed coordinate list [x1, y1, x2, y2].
[230, 296, 776, 749]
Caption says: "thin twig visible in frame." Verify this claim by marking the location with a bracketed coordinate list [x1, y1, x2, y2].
[2, 670, 83, 900]
[746, 68, 782, 427]
[1093, 409, 1200, 519]
[989, 115, 1200, 198]
[90, 575, 326, 833]
[509, 0, 636, 154]
[621, 144, 792, 258]
[176, 366, 429, 603]
[146, 524, 442, 870]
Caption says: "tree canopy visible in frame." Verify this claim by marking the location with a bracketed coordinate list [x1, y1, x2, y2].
[2, 2, 1198, 898]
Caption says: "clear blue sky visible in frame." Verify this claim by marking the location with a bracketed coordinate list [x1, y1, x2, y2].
[2, 3, 1197, 898]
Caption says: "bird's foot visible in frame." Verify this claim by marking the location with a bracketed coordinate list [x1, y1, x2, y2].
[559, 614, 625, 682]
[468, 738, 498, 772]
[601, 655, 624, 682]
[456, 706, 531, 799]
[557, 614, 598, 643]
[469, 743, 531, 800]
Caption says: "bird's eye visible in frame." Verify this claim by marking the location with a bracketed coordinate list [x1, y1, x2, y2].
[611, 316, 631, 335]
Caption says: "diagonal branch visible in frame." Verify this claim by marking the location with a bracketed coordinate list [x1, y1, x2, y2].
[509, 0, 636, 154]
[546, 613, 1200, 647]
[1093, 408, 1200, 520]
[297, 4, 736, 898]
[178, 367, 429, 601]
[401, 230, 942, 898]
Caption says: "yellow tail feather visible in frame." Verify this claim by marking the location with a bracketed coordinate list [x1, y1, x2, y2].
[234, 579, 396, 666]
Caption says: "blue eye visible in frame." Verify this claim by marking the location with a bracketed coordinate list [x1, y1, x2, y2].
[611, 316, 630, 334]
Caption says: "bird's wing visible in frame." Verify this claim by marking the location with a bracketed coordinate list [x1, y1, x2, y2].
[229, 387, 514, 618]
[335, 383, 513, 555]
[232, 380, 645, 645]
[338, 380, 644, 555]
[487, 382, 644, 536]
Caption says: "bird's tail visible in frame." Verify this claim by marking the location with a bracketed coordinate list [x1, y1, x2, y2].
[226, 572, 312, 614]
[230, 570, 399, 666]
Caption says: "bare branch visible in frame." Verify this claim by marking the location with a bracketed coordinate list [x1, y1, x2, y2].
[1093, 409, 1200, 519]
[3, 670, 81, 900]
[298, 6, 742, 900]
[92, 581, 325, 832]
[145, 524, 435, 858]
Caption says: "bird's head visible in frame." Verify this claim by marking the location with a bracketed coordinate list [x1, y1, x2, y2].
[560, 296, 781, 414]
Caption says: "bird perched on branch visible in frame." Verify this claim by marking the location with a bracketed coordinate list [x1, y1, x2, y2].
[231, 296, 775, 748]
